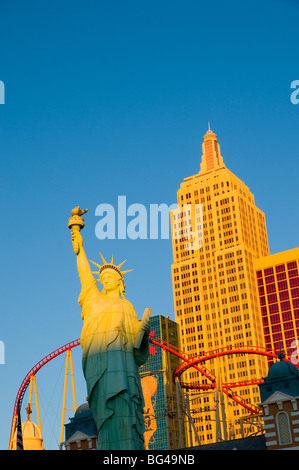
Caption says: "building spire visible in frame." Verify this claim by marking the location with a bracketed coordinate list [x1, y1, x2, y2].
[200, 126, 224, 173]
[26, 403, 32, 421]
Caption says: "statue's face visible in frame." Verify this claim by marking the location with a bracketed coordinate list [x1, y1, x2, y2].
[100, 272, 121, 292]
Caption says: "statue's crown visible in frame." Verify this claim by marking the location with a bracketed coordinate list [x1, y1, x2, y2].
[89, 253, 133, 280]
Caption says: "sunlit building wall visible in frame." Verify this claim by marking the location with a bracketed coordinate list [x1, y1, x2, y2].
[254, 247, 299, 366]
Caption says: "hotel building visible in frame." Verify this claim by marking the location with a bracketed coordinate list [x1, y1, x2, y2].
[254, 247, 299, 366]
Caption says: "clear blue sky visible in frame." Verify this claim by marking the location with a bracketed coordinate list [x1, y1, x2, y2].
[0, 0, 299, 450]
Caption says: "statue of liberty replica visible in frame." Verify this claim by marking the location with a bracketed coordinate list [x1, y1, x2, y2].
[68, 207, 151, 450]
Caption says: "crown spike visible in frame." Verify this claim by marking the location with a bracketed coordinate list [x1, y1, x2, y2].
[117, 259, 127, 269]
[121, 269, 134, 274]
[111, 253, 114, 264]
[89, 259, 102, 269]
[100, 253, 107, 265]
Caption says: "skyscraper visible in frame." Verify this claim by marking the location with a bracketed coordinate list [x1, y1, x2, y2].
[254, 247, 299, 366]
[171, 128, 270, 445]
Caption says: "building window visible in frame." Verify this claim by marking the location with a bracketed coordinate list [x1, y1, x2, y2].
[277, 411, 292, 445]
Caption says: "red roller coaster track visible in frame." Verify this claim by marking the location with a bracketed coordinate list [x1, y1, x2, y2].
[9, 335, 294, 448]
[171, 344, 281, 415]
[149, 337, 293, 415]
[9, 339, 81, 449]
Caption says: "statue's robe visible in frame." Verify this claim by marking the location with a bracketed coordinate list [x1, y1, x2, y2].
[79, 276, 149, 450]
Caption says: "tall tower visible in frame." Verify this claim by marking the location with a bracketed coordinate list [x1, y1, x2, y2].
[171, 128, 270, 445]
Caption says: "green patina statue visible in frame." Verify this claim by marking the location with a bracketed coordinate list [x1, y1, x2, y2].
[69, 208, 151, 450]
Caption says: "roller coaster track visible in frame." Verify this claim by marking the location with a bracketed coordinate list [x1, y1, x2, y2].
[9, 339, 81, 449]
[151, 339, 279, 415]
[172, 344, 288, 415]
[9, 335, 294, 448]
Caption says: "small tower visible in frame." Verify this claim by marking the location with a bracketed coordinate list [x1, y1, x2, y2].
[259, 353, 299, 450]
[12, 404, 44, 450]
[62, 403, 97, 450]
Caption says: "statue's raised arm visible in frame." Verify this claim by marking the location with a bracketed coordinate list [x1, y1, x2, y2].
[68, 207, 93, 287]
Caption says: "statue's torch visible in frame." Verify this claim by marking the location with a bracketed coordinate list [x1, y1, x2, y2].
[68, 207, 88, 254]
